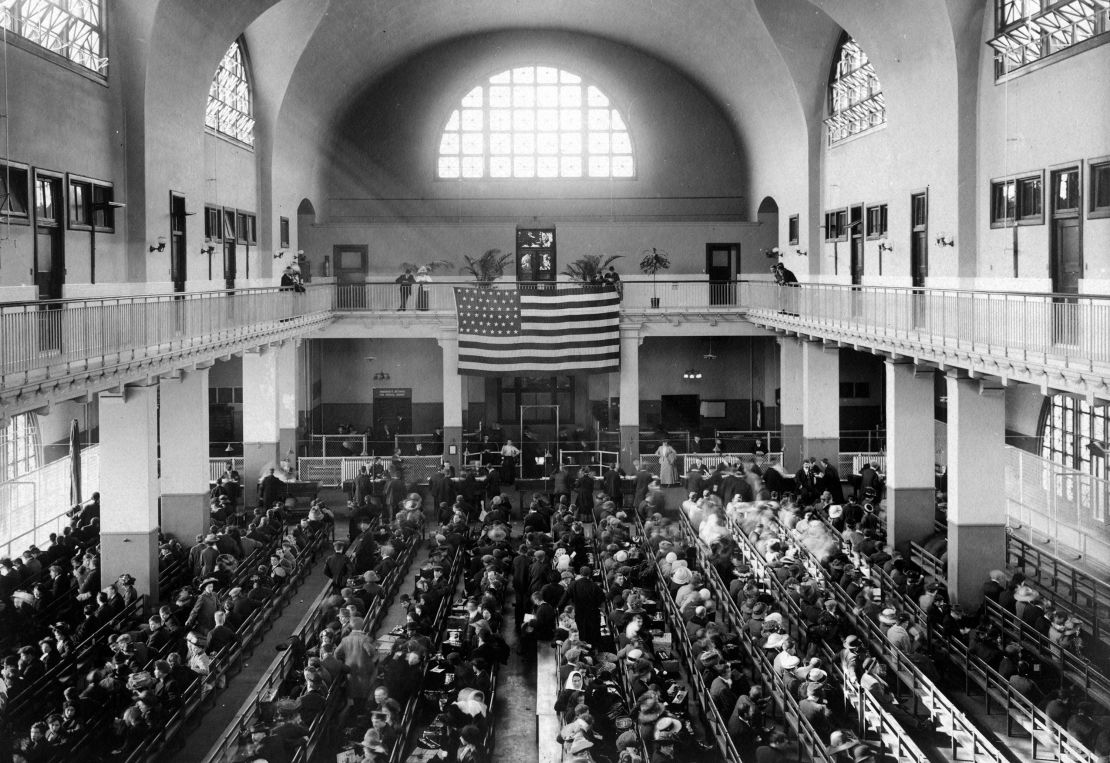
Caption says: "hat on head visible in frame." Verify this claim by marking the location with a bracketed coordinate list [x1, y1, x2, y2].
[654, 717, 683, 739]
[764, 632, 788, 650]
[989, 569, 1007, 584]
[1014, 584, 1040, 603]
[568, 737, 594, 755]
[807, 668, 828, 683]
[671, 567, 692, 585]
[204, 534, 218, 543]
[828, 505, 843, 519]
[625, 648, 644, 661]
[879, 607, 898, 626]
[764, 612, 784, 626]
[780, 653, 801, 670]
[201, 577, 219, 588]
[616, 730, 640, 751]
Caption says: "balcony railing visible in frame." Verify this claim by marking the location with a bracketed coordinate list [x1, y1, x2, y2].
[743, 281, 1110, 372]
[0, 285, 334, 382]
[1005, 445, 1110, 569]
[333, 277, 747, 313]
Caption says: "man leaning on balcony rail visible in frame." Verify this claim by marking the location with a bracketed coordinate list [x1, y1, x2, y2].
[280, 265, 305, 293]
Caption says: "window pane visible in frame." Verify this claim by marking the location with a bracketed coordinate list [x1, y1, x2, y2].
[206, 40, 254, 145]
[513, 109, 535, 131]
[440, 133, 460, 154]
[1093, 163, 1110, 210]
[536, 133, 559, 155]
[588, 132, 610, 153]
[438, 157, 460, 178]
[460, 109, 483, 130]
[561, 133, 582, 154]
[1055, 169, 1079, 211]
[489, 110, 511, 131]
[561, 156, 582, 177]
[513, 156, 535, 178]
[537, 156, 559, 177]
[461, 87, 483, 107]
[461, 157, 483, 178]
[588, 156, 610, 177]
[490, 134, 511, 155]
[490, 157, 512, 177]
[461, 133, 483, 155]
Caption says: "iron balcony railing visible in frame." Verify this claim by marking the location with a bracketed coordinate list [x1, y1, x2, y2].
[333, 277, 747, 312]
[742, 281, 1110, 373]
[0, 285, 334, 382]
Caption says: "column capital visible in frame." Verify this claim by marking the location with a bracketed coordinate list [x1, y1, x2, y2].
[436, 327, 459, 347]
[619, 323, 643, 344]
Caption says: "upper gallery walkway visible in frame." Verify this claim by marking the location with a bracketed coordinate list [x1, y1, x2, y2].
[742, 281, 1110, 401]
[2, 278, 1108, 415]
[0, 286, 333, 417]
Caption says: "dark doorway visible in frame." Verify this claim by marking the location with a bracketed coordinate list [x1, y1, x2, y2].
[910, 191, 929, 327]
[334, 245, 368, 308]
[516, 228, 556, 287]
[661, 394, 700, 431]
[373, 389, 412, 451]
[33, 172, 64, 302]
[34, 172, 64, 351]
[170, 193, 187, 292]
[849, 204, 864, 286]
[1050, 167, 1081, 343]
[706, 243, 739, 305]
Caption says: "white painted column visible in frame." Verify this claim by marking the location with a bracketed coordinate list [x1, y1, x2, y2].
[159, 367, 211, 546]
[946, 373, 1007, 608]
[801, 340, 840, 462]
[243, 347, 280, 503]
[619, 326, 642, 471]
[885, 360, 937, 551]
[275, 341, 299, 459]
[99, 384, 160, 607]
[439, 329, 463, 469]
[778, 336, 804, 470]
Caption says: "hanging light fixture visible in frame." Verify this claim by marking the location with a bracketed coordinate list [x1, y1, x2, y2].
[683, 368, 703, 380]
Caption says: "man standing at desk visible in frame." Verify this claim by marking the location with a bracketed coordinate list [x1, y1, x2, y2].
[259, 468, 284, 511]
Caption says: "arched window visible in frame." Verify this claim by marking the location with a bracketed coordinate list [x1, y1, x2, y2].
[825, 35, 885, 146]
[1039, 394, 1110, 482]
[206, 39, 255, 146]
[0, 413, 39, 483]
[436, 66, 634, 179]
[0, 0, 107, 74]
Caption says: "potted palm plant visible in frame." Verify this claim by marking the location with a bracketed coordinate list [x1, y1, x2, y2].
[562, 254, 622, 283]
[639, 247, 671, 307]
[461, 248, 514, 288]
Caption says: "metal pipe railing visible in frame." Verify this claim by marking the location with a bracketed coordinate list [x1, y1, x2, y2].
[0, 285, 333, 380]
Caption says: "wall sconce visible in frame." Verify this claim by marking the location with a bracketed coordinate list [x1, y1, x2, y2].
[795, 249, 808, 257]
[149, 236, 166, 253]
[201, 245, 215, 256]
[763, 246, 781, 259]
[935, 233, 955, 247]
[273, 249, 287, 260]
[682, 368, 703, 380]
[877, 239, 894, 253]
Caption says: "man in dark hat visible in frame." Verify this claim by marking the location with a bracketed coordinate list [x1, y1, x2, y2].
[558, 566, 605, 647]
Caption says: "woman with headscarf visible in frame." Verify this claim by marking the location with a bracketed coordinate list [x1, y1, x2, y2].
[555, 670, 587, 724]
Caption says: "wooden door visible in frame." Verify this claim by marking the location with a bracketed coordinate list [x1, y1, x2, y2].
[910, 192, 928, 288]
[333, 245, 368, 308]
[1051, 167, 1081, 344]
[706, 243, 738, 305]
[34, 174, 63, 350]
[170, 193, 187, 292]
[849, 205, 864, 286]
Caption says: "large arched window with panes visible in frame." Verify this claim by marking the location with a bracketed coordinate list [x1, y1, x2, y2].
[205, 39, 255, 146]
[1039, 394, 1110, 483]
[436, 66, 635, 179]
[824, 35, 886, 146]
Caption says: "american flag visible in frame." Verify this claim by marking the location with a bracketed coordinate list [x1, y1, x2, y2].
[453, 286, 620, 375]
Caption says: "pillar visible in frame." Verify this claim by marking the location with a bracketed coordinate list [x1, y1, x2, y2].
[100, 384, 160, 608]
[778, 337, 804, 469]
[275, 342, 298, 459]
[439, 330, 463, 470]
[160, 368, 211, 545]
[619, 327, 641, 471]
[885, 360, 936, 552]
[946, 373, 1007, 609]
[801, 340, 840, 461]
[243, 346, 280, 500]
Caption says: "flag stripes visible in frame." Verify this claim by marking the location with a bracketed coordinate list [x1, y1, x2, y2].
[454, 285, 621, 376]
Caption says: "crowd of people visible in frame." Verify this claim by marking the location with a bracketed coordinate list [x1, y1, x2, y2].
[0, 485, 330, 762]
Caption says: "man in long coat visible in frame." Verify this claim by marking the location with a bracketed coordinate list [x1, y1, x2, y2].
[336, 617, 377, 702]
[558, 566, 605, 647]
